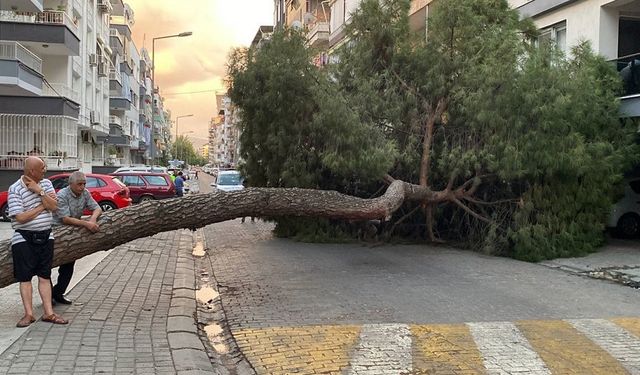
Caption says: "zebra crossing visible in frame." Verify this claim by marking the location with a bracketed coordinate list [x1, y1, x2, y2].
[234, 317, 640, 374]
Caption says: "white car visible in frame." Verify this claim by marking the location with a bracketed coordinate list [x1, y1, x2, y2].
[210, 170, 244, 192]
[608, 178, 640, 237]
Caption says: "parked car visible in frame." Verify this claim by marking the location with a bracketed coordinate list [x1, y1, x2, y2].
[0, 173, 131, 221]
[111, 172, 176, 203]
[0, 191, 9, 221]
[609, 178, 640, 237]
[114, 165, 167, 174]
[210, 170, 244, 192]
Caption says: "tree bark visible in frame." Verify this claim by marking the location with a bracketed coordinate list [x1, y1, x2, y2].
[0, 180, 439, 288]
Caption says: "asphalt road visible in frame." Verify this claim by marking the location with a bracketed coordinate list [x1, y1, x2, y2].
[194, 170, 640, 373]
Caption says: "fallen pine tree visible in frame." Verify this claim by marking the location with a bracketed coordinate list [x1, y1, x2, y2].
[1, 179, 464, 288]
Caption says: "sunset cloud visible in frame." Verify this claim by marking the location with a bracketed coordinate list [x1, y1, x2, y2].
[127, 0, 274, 147]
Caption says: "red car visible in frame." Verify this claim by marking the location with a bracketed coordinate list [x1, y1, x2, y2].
[110, 172, 176, 203]
[0, 173, 132, 221]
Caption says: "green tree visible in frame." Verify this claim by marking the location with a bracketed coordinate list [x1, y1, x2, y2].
[173, 136, 205, 166]
[228, 0, 638, 260]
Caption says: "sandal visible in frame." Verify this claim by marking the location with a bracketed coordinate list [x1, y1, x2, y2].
[16, 315, 35, 328]
[41, 313, 69, 325]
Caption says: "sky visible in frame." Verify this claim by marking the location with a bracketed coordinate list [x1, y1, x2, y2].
[126, 0, 274, 148]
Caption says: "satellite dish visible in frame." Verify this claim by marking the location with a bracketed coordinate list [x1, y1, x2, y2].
[291, 20, 303, 30]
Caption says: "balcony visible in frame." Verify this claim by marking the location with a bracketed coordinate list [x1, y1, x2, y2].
[109, 28, 124, 54]
[109, 68, 122, 91]
[307, 21, 330, 48]
[612, 52, 640, 118]
[0, 0, 43, 13]
[109, 115, 122, 128]
[0, 114, 78, 171]
[0, 40, 44, 95]
[0, 10, 80, 56]
[43, 82, 80, 103]
[97, 0, 112, 14]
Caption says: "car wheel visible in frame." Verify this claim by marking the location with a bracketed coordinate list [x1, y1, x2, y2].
[99, 201, 117, 211]
[1, 204, 8, 222]
[139, 195, 154, 203]
[617, 213, 640, 238]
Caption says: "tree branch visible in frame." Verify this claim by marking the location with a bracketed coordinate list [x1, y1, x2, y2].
[452, 197, 492, 224]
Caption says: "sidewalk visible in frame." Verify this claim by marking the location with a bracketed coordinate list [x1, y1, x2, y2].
[541, 237, 640, 287]
[0, 228, 216, 374]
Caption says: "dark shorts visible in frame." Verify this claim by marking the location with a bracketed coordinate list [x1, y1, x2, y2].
[11, 239, 54, 282]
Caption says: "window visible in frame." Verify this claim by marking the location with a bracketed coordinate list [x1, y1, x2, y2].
[121, 175, 144, 186]
[538, 21, 567, 54]
[86, 177, 106, 188]
[51, 177, 69, 190]
[143, 175, 168, 186]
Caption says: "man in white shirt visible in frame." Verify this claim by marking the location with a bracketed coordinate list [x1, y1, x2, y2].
[8, 157, 69, 327]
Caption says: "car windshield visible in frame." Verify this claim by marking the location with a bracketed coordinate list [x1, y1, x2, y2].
[218, 174, 241, 185]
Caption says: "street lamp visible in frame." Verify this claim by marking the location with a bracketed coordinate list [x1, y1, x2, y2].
[175, 114, 193, 162]
[150, 31, 193, 165]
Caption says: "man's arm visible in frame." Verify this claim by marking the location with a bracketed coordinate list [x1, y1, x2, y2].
[14, 205, 46, 224]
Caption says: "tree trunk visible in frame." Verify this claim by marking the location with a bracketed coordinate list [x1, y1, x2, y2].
[0, 180, 439, 288]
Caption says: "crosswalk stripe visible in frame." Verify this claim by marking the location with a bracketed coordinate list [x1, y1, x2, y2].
[234, 325, 361, 375]
[517, 320, 628, 374]
[411, 324, 486, 373]
[568, 318, 640, 374]
[347, 323, 412, 375]
[467, 321, 551, 374]
[611, 317, 640, 340]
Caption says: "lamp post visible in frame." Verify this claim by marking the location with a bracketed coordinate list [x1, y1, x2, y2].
[150, 31, 192, 165]
[175, 114, 193, 163]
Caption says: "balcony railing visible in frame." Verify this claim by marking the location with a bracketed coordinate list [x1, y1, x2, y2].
[109, 28, 123, 47]
[109, 68, 122, 84]
[109, 115, 122, 127]
[36, 11, 79, 36]
[43, 83, 80, 103]
[611, 52, 640, 97]
[0, 41, 42, 74]
[0, 114, 78, 170]
[0, 10, 78, 37]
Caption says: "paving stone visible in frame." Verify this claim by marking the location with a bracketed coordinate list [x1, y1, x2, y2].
[168, 332, 205, 350]
[168, 316, 197, 333]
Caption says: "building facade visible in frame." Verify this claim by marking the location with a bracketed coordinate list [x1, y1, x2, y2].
[0, 0, 112, 184]
[509, 0, 640, 118]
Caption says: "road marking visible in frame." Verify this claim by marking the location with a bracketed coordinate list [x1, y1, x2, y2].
[347, 323, 412, 375]
[234, 325, 360, 375]
[517, 320, 628, 374]
[411, 323, 486, 373]
[568, 318, 640, 374]
[611, 317, 640, 340]
[467, 321, 551, 374]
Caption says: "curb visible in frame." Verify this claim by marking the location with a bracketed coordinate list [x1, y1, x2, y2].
[168, 229, 220, 375]
[193, 228, 256, 375]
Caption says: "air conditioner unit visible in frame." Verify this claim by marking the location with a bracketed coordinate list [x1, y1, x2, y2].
[90, 110, 99, 125]
[81, 130, 92, 143]
[97, 0, 111, 13]
[89, 53, 98, 67]
[97, 62, 107, 77]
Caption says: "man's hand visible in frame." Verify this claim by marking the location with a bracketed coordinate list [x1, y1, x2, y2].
[84, 221, 100, 233]
[22, 176, 42, 194]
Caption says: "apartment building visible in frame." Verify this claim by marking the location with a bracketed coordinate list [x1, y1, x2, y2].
[208, 94, 240, 168]
[96, 0, 141, 167]
[138, 47, 153, 163]
[0, 0, 112, 186]
[510, 0, 640, 118]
